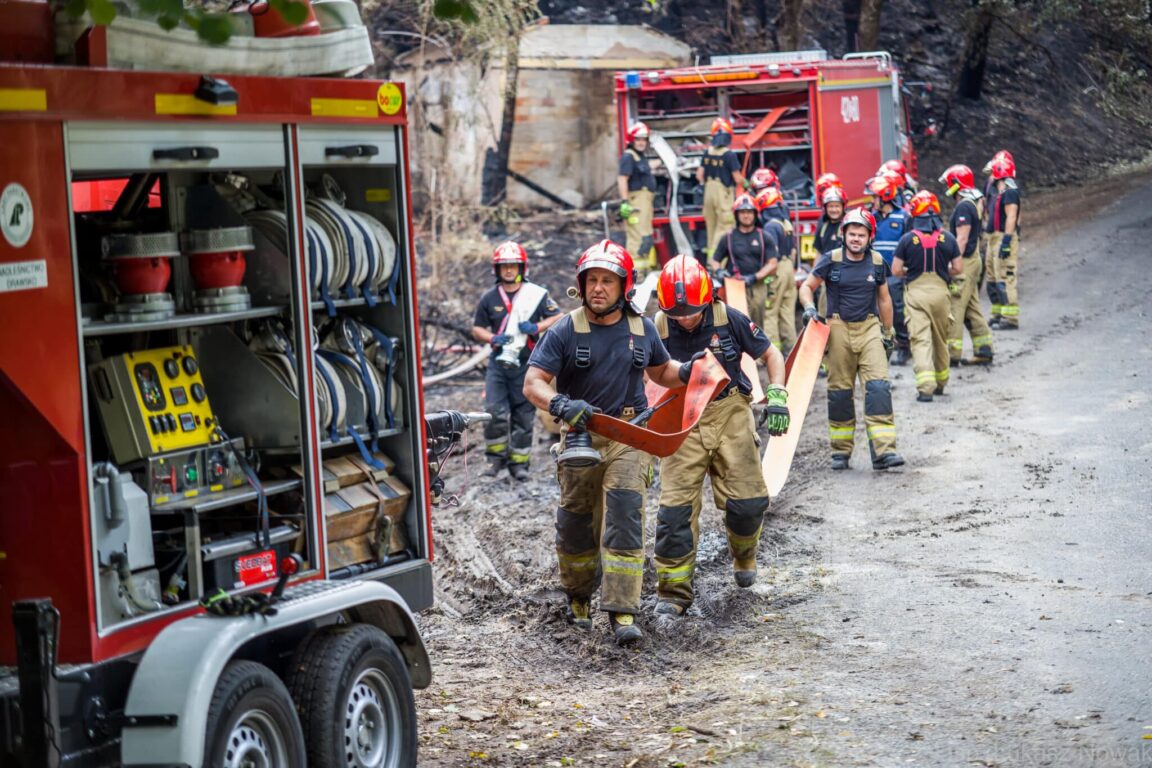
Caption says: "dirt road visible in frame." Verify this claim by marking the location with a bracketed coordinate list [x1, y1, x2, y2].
[416, 173, 1152, 768]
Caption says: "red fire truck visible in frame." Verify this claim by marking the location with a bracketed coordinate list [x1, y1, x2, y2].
[614, 50, 918, 265]
[0, 61, 469, 767]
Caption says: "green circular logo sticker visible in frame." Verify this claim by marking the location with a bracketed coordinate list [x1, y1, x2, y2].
[377, 83, 403, 116]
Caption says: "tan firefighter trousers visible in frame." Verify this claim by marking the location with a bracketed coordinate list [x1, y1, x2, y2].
[745, 280, 767, 329]
[948, 254, 993, 362]
[555, 431, 648, 614]
[986, 231, 1019, 327]
[625, 188, 655, 265]
[703, 179, 735, 257]
[763, 258, 797, 352]
[826, 315, 897, 457]
[905, 273, 953, 396]
[654, 392, 768, 607]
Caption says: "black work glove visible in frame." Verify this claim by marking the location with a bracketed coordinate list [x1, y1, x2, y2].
[548, 394, 598, 430]
[998, 233, 1013, 258]
[881, 327, 895, 355]
[742, 274, 758, 286]
[678, 351, 707, 384]
[802, 304, 820, 327]
[714, 268, 732, 280]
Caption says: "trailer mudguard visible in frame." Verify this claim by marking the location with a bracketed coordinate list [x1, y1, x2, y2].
[120, 579, 428, 767]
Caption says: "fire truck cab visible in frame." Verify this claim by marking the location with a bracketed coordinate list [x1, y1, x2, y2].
[614, 49, 917, 266]
[0, 63, 442, 767]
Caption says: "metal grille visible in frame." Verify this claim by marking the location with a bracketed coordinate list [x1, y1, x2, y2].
[710, 50, 828, 66]
[181, 225, 255, 254]
[101, 232, 180, 260]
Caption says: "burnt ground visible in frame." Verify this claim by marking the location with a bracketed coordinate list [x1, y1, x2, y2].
[412, 168, 1152, 767]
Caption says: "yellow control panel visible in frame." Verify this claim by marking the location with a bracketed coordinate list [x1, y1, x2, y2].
[90, 345, 220, 464]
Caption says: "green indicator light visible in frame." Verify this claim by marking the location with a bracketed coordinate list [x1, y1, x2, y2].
[185, 466, 198, 483]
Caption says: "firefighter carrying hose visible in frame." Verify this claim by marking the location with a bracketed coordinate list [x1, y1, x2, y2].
[617, 122, 658, 270]
[984, 152, 1021, 329]
[651, 255, 788, 616]
[471, 242, 562, 480]
[891, 191, 963, 402]
[697, 118, 746, 259]
[799, 209, 905, 471]
[708, 194, 778, 328]
[939, 164, 994, 365]
[754, 187, 798, 355]
[523, 240, 693, 646]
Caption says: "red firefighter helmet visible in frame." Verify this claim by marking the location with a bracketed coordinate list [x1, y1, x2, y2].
[867, 171, 902, 203]
[750, 168, 779, 191]
[710, 117, 734, 136]
[657, 254, 714, 317]
[880, 159, 907, 180]
[491, 241, 528, 280]
[754, 187, 783, 211]
[821, 185, 846, 206]
[576, 239, 635, 297]
[733, 193, 759, 213]
[840, 208, 876, 240]
[994, 149, 1014, 164]
[815, 172, 842, 201]
[938, 164, 975, 196]
[990, 155, 1016, 180]
[908, 190, 941, 217]
[625, 122, 650, 143]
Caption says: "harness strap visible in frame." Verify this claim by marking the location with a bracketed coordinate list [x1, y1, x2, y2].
[568, 307, 647, 370]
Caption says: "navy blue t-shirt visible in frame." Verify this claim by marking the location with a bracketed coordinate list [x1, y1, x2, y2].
[813, 250, 889, 322]
[618, 149, 656, 193]
[949, 198, 981, 257]
[473, 283, 560, 363]
[528, 312, 671, 416]
[662, 304, 770, 396]
[893, 230, 960, 282]
[761, 217, 793, 260]
[989, 184, 1021, 232]
[701, 148, 741, 187]
[813, 215, 843, 255]
[712, 227, 777, 277]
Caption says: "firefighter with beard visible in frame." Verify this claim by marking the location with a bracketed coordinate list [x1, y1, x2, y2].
[754, 187, 798, 355]
[939, 164, 994, 365]
[471, 242, 562, 480]
[891, 191, 963, 402]
[984, 153, 1021, 328]
[799, 209, 904, 471]
[868, 170, 912, 365]
[523, 240, 694, 646]
[697, 118, 746, 258]
[651, 255, 789, 616]
[708, 194, 778, 328]
[617, 122, 658, 269]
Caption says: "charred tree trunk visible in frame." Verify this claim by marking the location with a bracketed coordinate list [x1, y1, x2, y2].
[778, 0, 805, 51]
[842, 0, 862, 51]
[483, 37, 521, 207]
[753, 0, 772, 48]
[957, 3, 995, 100]
[857, 0, 883, 51]
[728, 0, 746, 49]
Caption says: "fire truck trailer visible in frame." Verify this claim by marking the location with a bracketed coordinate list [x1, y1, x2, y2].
[614, 49, 918, 266]
[0, 62, 454, 767]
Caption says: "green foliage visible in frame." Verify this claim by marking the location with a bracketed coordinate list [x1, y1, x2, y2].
[67, 0, 484, 44]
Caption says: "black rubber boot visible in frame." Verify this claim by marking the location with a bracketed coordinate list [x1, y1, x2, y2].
[734, 569, 757, 588]
[890, 348, 911, 366]
[508, 463, 530, 482]
[830, 454, 851, 470]
[916, 393, 934, 403]
[654, 600, 686, 617]
[872, 452, 905, 471]
[609, 613, 643, 645]
[567, 598, 592, 630]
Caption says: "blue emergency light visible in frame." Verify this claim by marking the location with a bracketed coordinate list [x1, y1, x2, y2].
[625, 70, 641, 89]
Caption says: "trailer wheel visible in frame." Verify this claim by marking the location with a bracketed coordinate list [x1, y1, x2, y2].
[204, 660, 307, 768]
[287, 623, 417, 768]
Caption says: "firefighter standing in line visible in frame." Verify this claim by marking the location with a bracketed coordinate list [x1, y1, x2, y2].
[749, 168, 793, 235]
[697, 118, 746, 259]
[523, 240, 696, 646]
[617, 122, 658, 270]
[708, 194, 778, 328]
[939, 164, 994, 365]
[471, 242, 563, 480]
[980, 149, 1013, 322]
[755, 187, 798, 354]
[799, 209, 904, 471]
[813, 175, 846, 324]
[891, 191, 963, 402]
[879, 158, 916, 206]
[868, 171, 912, 365]
[985, 154, 1021, 329]
[651, 255, 789, 616]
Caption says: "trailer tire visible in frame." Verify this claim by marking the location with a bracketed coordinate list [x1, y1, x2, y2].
[204, 659, 307, 768]
[287, 623, 418, 768]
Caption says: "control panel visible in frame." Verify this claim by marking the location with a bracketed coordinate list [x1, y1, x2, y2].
[147, 439, 248, 507]
[90, 345, 220, 464]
